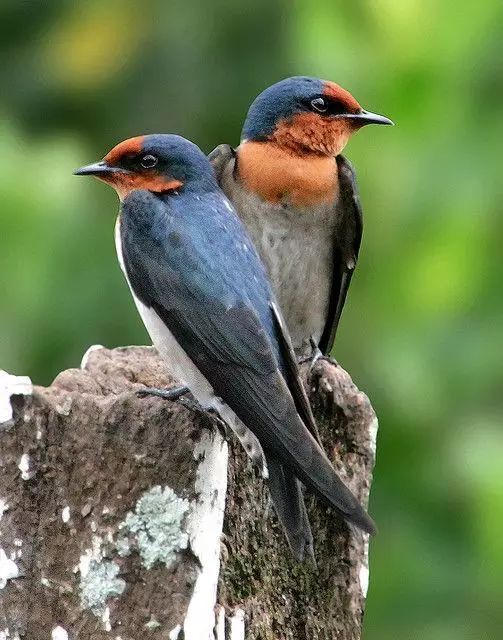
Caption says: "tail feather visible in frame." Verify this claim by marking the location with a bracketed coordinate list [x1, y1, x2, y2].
[266, 457, 315, 563]
[286, 429, 377, 536]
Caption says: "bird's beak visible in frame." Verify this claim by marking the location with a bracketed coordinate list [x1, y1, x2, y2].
[345, 110, 394, 126]
[73, 161, 125, 177]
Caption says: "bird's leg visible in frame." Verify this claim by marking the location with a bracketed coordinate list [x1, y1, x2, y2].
[136, 385, 190, 402]
[297, 337, 339, 372]
[137, 385, 216, 421]
[156, 391, 228, 431]
[302, 338, 354, 416]
[137, 386, 268, 479]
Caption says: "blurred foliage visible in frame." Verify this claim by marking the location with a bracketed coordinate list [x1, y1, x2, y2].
[1, 1, 502, 638]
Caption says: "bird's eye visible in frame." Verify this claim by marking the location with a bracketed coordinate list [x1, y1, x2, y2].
[140, 154, 158, 169]
[310, 97, 328, 113]
[329, 100, 347, 115]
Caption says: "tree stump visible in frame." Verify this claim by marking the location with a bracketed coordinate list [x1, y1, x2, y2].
[0, 346, 377, 640]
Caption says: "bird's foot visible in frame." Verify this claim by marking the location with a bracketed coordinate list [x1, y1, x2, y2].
[136, 385, 190, 402]
[136, 385, 268, 478]
[297, 337, 339, 372]
[136, 384, 219, 422]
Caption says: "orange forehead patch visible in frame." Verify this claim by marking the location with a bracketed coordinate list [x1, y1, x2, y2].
[104, 136, 145, 165]
[323, 81, 360, 113]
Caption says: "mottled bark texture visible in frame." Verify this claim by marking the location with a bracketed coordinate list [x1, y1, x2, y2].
[0, 346, 377, 640]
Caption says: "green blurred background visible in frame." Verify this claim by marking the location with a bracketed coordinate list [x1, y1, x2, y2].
[1, 1, 502, 638]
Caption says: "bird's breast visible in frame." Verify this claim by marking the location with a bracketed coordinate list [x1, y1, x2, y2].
[236, 141, 338, 208]
[219, 165, 338, 355]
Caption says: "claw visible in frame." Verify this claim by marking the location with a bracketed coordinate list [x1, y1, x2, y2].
[136, 385, 190, 401]
[297, 337, 338, 372]
[137, 386, 269, 479]
[308, 337, 324, 373]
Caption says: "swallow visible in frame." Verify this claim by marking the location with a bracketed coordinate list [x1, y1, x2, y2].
[74, 134, 376, 560]
[210, 76, 393, 358]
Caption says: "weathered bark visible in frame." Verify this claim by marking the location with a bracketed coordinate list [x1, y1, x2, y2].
[0, 346, 377, 640]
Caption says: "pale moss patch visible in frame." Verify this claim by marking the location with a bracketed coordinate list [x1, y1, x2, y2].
[145, 617, 162, 630]
[116, 486, 189, 570]
[80, 560, 125, 614]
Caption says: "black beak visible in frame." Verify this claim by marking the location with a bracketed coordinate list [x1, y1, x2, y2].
[73, 161, 124, 176]
[345, 110, 394, 126]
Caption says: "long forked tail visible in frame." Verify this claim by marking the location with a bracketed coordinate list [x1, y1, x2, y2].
[266, 457, 315, 563]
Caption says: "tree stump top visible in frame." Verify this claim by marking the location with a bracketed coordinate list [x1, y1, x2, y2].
[0, 346, 377, 640]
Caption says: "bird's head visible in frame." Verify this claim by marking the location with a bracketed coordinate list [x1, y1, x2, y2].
[241, 76, 393, 157]
[74, 134, 216, 200]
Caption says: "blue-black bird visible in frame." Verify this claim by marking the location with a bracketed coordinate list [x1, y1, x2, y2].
[210, 76, 393, 357]
[74, 134, 376, 560]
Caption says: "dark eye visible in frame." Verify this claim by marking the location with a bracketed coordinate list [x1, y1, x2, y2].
[329, 100, 347, 115]
[140, 154, 158, 169]
[310, 97, 328, 113]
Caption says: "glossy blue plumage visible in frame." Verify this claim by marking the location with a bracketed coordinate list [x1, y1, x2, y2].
[120, 185, 284, 371]
[241, 76, 324, 141]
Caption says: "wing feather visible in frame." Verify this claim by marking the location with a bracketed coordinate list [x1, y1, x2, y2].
[319, 155, 363, 354]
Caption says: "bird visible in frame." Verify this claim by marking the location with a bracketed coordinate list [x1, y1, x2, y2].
[210, 76, 393, 360]
[74, 133, 376, 561]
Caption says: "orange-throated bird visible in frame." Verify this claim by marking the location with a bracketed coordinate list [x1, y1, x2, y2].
[74, 134, 376, 560]
[210, 76, 393, 358]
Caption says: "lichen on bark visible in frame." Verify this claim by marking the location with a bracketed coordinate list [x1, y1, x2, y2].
[116, 485, 190, 570]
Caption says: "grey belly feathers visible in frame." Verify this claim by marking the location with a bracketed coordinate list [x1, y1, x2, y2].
[218, 160, 338, 356]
